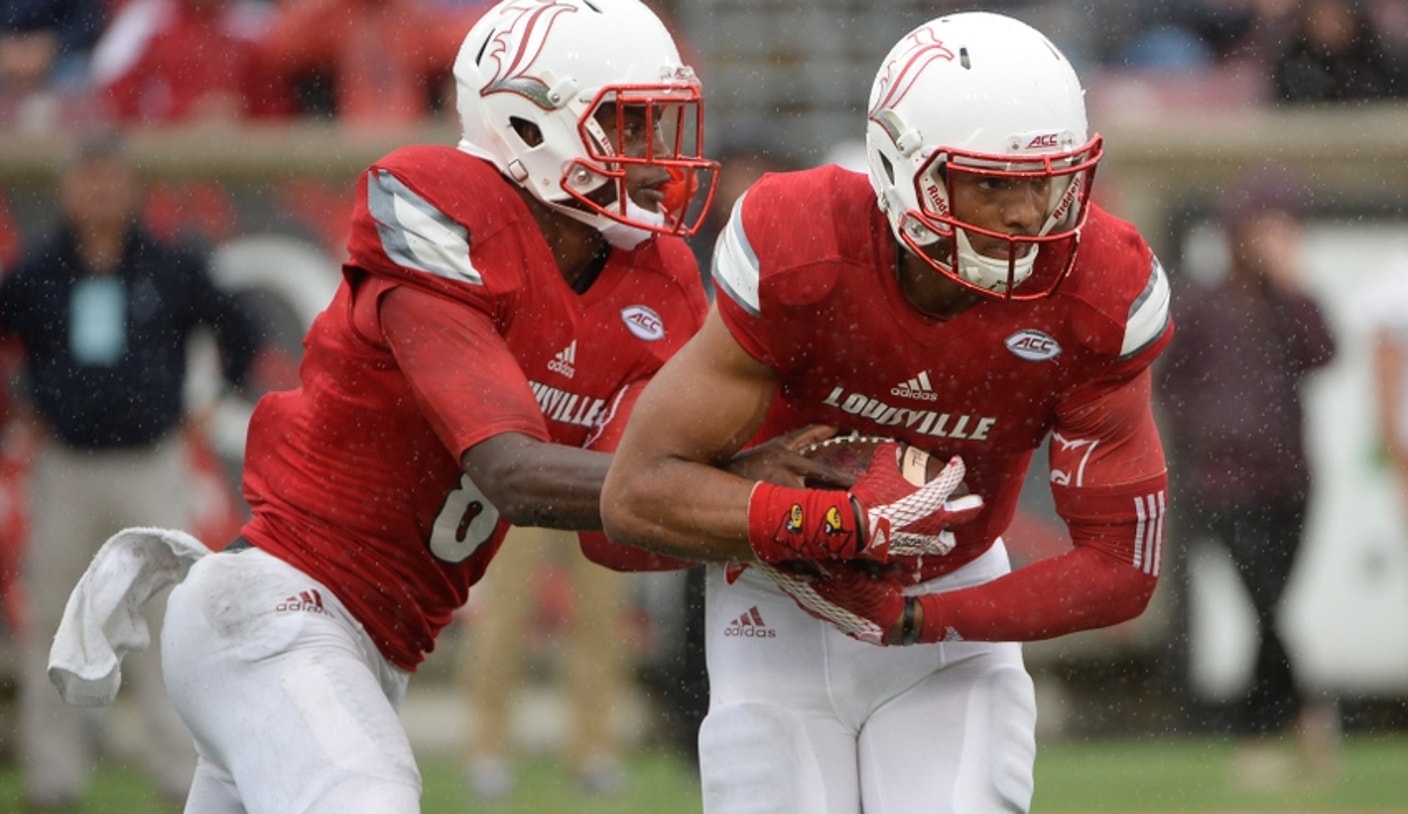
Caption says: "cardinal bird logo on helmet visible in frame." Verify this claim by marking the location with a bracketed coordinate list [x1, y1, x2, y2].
[481, 1, 577, 107]
[869, 28, 955, 121]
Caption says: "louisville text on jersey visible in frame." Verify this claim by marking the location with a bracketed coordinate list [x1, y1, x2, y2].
[822, 386, 996, 440]
[528, 380, 607, 428]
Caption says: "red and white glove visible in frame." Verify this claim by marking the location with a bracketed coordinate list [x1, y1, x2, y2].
[747, 446, 983, 565]
[850, 446, 984, 561]
[756, 560, 908, 645]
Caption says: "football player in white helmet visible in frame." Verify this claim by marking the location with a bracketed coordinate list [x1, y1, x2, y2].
[866, 13, 1100, 300]
[455, 0, 716, 248]
[604, 11, 1173, 813]
[42, 2, 721, 813]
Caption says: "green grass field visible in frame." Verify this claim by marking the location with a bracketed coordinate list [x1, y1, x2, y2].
[2, 734, 1406, 812]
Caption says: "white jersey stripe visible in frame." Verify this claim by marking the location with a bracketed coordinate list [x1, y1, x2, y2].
[1121, 255, 1170, 358]
[1133, 497, 1146, 572]
[1151, 490, 1166, 577]
[367, 168, 481, 285]
[1132, 491, 1166, 576]
[711, 191, 762, 316]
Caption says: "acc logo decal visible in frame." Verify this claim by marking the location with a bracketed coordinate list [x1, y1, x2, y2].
[620, 304, 664, 341]
[1005, 329, 1062, 361]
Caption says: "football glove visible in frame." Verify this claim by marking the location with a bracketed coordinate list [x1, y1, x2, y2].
[746, 445, 983, 565]
[849, 446, 984, 561]
[756, 560, 907, 646]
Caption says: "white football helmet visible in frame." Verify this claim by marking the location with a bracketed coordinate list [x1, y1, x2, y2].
[865, 12, 1101, 299]
[454, 0, 718, 247]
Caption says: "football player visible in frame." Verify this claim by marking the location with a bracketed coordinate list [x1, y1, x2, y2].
[155, 1, 718, 811]
[601, 11, 1173, 814]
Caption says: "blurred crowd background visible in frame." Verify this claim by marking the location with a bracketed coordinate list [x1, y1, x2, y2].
[4, 0, 1408, 137]
[2, 0, 1408, 800]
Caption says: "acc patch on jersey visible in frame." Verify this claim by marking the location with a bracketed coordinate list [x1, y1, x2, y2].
[1004, 329, 1062, 361]
[620, 305, 664, 340]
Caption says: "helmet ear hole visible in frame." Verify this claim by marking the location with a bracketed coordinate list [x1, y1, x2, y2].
[879, 153, 895, 185]
[508, 117, 544, 148]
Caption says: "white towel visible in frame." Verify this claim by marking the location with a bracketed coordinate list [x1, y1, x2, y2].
[47, 526, 212, 707]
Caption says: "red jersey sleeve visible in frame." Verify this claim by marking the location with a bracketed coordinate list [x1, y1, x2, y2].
[376, 280, 548, 457]
[918, 370, 1168, 643]
[712, 172, 851, 366]
[345, 145, 528, 321]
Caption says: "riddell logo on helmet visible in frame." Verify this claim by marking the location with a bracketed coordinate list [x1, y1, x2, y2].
[922, 183, 946, 214]
[1050, 175, 1082, 221]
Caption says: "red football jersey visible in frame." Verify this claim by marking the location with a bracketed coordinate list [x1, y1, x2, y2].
[240, 145, 707, 669]
[715, 166, 1172, 588]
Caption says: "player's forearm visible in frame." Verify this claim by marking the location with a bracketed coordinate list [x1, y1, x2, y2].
[912, 547, 1157, 643]
[495, 461, 611, 530]
[463, 436, 613, 530]
[600, 458, 757, 562]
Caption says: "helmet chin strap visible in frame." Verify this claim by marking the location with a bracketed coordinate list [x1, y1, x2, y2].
[954, 229, 1038, 293]
[595, 200, 665, 249]
[543, 173, 668, 249]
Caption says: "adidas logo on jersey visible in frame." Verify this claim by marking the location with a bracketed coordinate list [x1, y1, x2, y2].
[724, 605, 776, 639]
[891, 370, 938, 401]
[548, 341, 576, 378]
[276, 589, 331, 616]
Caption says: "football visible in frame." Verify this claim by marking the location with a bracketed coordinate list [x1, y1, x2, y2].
[798, 434, 942, 488]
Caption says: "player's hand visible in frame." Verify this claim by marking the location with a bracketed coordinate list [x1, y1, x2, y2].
[757, 560, 907, 646]
[726, 425, 850, 487]
[849, 446, 984, 561]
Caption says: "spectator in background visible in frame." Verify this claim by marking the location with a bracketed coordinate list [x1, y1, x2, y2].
[89, 0, 294, 126]
[1189, 0, 1300, 69]
[0, 0, 107, 131]
[1273, 0, 1408, 103]
[458, 526, 634, 799]
[1156, 166, 1340, 789]
[258, 0, 482, 125]
[1365, 257, 1408, 520]
[0, 131, 261, 810]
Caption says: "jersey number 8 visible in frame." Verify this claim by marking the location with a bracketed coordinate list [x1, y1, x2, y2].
[429, 473, 502, 563]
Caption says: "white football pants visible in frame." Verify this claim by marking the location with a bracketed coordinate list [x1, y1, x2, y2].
[700, 542, 1036, 814]
[161, 546, 420, 814]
